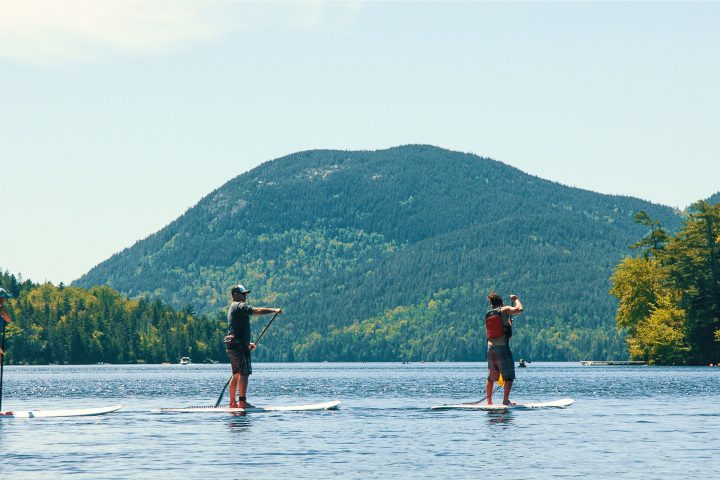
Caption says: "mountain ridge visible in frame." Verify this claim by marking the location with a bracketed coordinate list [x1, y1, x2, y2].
[74, 145, 684, 361]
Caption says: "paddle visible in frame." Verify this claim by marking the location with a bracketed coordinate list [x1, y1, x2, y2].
[466, 373, 504, 406]
[0, 294, 13, 412]
[0, 324, 6, 411]
[215, 312, 280, 407]
[0, 304, 10, 412]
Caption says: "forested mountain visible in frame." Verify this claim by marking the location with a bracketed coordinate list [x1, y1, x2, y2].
[707, 192, 720, 205]
[74, 145, 684, 362]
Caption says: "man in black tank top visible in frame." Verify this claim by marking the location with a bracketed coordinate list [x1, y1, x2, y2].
[486, 291, 523, 405]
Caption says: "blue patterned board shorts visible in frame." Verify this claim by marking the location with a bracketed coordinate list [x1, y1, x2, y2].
[487, 345, 515, 382]
[226, 346, 252, 376]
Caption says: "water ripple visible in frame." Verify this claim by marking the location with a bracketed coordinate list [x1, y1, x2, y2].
[1, 362, 719, 479]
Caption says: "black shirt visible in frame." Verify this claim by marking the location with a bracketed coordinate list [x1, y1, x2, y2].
[227, 301, 253, 346]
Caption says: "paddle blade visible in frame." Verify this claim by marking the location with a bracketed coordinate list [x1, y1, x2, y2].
[498, 374, 505, 387]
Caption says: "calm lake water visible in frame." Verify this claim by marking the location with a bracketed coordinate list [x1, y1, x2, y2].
[1, 362, 718, 479]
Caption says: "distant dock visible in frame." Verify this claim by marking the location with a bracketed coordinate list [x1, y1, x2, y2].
[580, 360, 647, 366]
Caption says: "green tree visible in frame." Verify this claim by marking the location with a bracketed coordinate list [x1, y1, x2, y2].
[611, 203, 720, 364]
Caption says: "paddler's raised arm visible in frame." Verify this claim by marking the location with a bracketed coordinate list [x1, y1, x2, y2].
[503, 295, 523, 315]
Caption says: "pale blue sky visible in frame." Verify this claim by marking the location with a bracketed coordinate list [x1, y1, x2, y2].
[1, 1, 718, 285]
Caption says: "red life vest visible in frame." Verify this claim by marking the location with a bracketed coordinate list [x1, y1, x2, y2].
[486, 308, 504, 339]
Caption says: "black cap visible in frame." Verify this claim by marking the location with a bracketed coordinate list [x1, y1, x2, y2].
[231, 284, 251, 294]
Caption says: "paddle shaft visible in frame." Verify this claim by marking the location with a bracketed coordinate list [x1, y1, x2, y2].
[473, 383, 501, 405]
[1, 323, 6, 411]
[215, 378, 231, 407]
[254, 312, 279, 346]
[215, 312, 280, 407]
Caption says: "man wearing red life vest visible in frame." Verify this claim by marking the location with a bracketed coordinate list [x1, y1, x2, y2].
[485, 292, 523, 405]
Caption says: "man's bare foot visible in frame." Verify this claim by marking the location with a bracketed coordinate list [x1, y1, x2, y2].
[229, 401, 239, 409]
[503, 400, 516, 406]
[237, 401, 255, 409]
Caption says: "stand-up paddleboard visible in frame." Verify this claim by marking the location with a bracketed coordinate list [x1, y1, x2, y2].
[160, 400, 341, 414]
[431, 398, 574, 412]
[430, 402, 509, 412]
[507, 398, 574, 410]
[0, 404, 122, 418]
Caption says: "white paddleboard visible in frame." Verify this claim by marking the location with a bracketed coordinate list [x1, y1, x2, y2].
[0, 404, 122, 418]
[431, 398, 574, 411]
[508, 398, 574, 409]
[160, 400, 341, 414]
[430, 402, 509, 412]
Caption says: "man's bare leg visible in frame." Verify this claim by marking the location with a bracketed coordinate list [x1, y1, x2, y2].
[502, 380, 514, 405]
[229, 373, 240, 408]
[237, 374, 254, 408]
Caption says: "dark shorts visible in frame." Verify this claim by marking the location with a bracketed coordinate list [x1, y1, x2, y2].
[487, 345, 515, 382]
[226, 346, 252, 376]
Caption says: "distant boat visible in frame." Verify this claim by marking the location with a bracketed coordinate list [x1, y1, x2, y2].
[180, 357, 191, 365]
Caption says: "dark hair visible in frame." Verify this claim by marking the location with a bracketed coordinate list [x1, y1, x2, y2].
[487, 291, 503, 308]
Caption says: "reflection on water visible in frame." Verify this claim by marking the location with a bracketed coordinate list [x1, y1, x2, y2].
[226, 415, 252, 432]
[486, 412, 515, 426]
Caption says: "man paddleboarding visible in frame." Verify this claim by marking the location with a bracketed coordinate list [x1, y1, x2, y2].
[1, 287, 14, 411]
[485, 292, 523, 405]
[225, 284, 281, 409]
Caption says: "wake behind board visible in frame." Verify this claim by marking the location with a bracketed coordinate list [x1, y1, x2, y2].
[0, 404, 122, 419]
[431, 398, 574, 412]
[160, 400, 341, 414]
